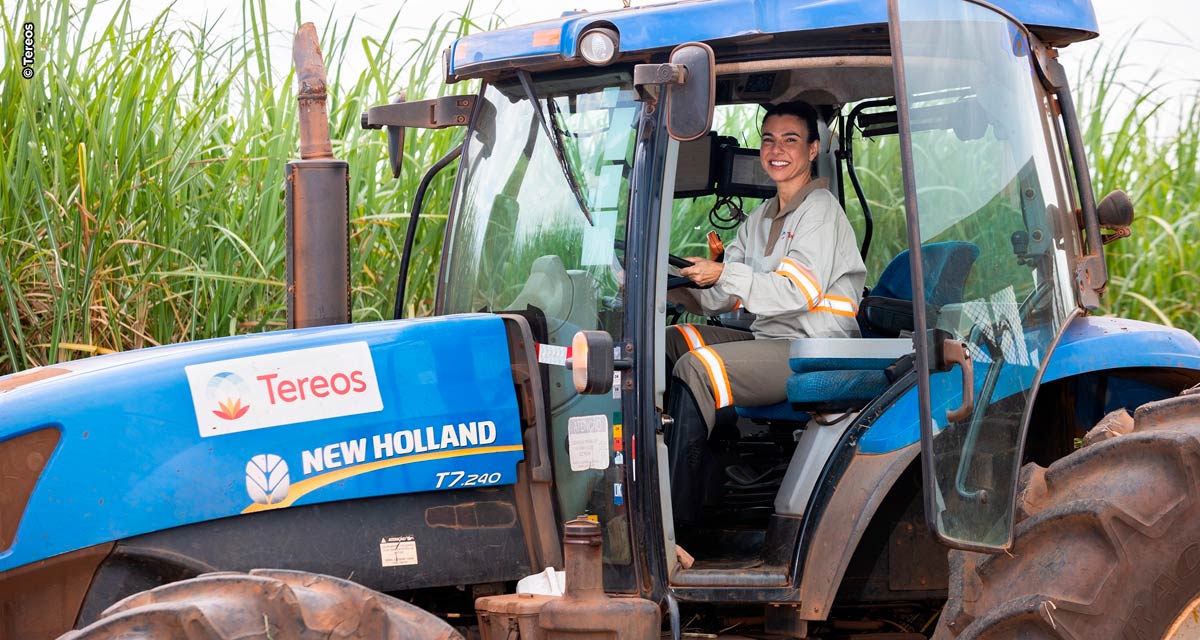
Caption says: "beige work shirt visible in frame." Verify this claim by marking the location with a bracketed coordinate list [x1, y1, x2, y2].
[686, 178, 867, 339]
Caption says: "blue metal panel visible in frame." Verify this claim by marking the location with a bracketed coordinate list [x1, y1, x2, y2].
[448, 0, 1097, 78]
[0, 315, 523, 570]
[858, 317, 1200, 454]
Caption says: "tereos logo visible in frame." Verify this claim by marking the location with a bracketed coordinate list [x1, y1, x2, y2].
[206, 371, 250, 420]
[185, 342, 383, 438]
[246, 454, 290, 505]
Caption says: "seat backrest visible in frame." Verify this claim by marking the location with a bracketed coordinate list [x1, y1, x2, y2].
[859, 241, 979, 337]
[870, 241, 979, 306]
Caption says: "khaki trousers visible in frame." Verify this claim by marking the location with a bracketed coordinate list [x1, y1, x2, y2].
[665, 324, 794, 433]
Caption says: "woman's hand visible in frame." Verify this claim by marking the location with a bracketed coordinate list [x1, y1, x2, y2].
[680, 257, 724, 287]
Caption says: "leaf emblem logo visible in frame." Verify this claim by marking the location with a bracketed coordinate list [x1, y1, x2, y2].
[245, 454, 290, 505]
[206, 371, 251, 420]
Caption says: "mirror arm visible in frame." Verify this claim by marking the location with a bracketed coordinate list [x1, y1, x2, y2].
[632, 62, 688, 103]
[362, 94, 476, 130]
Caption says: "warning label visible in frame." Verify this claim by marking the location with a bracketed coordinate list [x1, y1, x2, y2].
[567, 414, 610, 472]
[380, 536, 418, 567]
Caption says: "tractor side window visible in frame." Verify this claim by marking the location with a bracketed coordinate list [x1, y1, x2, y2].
[894, 1, 1079, 548]
[841, 105, 906, 281]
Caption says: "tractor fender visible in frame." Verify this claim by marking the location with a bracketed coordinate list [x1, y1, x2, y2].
[794, 316, 1200, 620]
[858, 316, 1200, 455]
[795, 441, 920, 619]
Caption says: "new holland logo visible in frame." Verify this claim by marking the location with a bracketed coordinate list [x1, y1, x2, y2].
[207, 371, 250, 420]
[246, 454, 290, 505]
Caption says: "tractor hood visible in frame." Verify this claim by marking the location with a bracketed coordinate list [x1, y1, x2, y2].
[447, 0, 1098, 81]
[0, 315, 524, 571]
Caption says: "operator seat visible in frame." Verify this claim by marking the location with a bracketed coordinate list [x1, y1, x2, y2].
[735, 241, 979, 419]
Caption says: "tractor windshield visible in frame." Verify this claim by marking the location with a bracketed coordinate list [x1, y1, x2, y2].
[441, 70, 636, 332]
[441, 70, 640, 591]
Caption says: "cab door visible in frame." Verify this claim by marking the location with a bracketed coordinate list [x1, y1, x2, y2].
[887, 0, 1079, 551]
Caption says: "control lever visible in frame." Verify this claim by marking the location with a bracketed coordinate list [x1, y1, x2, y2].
[940, 338, 975, 423]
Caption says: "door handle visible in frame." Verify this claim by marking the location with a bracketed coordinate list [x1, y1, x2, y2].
[942, 338, 975, 423]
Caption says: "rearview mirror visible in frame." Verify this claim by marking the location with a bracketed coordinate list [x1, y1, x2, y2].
[666, 43, 715, 141]
[1097, 189, 1134, 228]
[1097, 189, 1134, 244]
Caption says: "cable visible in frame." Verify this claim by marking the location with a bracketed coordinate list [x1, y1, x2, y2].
[708, 195, 746, 230]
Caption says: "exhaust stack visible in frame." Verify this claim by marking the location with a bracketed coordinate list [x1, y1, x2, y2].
[286, 23, 349, 328]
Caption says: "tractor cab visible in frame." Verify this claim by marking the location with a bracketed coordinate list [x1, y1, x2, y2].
[365, 0, 1125, 628]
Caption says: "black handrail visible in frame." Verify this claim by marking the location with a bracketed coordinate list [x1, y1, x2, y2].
[843, 97, 897, 262]
[394, 143, 463, 320]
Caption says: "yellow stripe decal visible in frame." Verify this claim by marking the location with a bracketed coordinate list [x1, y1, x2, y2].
[242, 444, 525, 513]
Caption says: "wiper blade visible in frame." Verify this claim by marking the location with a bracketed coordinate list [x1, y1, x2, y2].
[516, 70, 594, 226]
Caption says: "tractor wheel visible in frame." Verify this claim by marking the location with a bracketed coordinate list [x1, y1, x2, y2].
[934, 391, 1200, 639]
[60, 569, 464, 640]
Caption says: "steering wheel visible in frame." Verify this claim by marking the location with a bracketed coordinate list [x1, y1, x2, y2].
[666, 253, 708, 289]
[613, 239, 705, 289]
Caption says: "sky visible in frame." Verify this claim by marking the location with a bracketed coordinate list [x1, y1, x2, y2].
[85, 0, 1200, 122]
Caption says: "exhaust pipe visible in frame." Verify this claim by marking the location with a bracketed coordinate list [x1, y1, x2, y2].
[286, 22, 349, 328]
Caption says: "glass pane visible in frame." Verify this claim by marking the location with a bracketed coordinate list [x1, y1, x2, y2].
[670, 104, 768, 327]
[442, 72, 639, 589]
[894, 0, 1076, 548]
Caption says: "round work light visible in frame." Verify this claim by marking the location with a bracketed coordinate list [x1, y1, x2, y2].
[579, 28, 619, 66]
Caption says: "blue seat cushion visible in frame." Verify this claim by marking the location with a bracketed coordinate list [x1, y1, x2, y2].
[790, 356, 898, 375]
[736, 402, 811, 423]
[788, 370, 890, 412]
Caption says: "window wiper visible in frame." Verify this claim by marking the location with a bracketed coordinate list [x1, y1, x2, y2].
[516, 70, 594, 226]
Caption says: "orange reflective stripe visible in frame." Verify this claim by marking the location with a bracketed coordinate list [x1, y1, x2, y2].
[712, 351, 732, 406]
[775, 257, 821, 308]
[814, 295, 858, 317]
[731, 298, 743, 311]
[773, 269, 812, 307]
[693, 347, 733, 409]
[674, 324, 705, 351]
[786, 258, 820, 288]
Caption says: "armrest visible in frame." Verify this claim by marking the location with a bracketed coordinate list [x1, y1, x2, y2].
[857, 296, 916, 338]
[788, 338, 914, 374]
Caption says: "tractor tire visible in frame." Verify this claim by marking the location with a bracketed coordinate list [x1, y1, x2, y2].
[934, 391, 1200, 640]
[60, 569, 464, 640]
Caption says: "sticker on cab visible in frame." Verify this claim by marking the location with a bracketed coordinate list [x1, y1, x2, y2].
[567, 414, 610, 471]
[185, 342, 384, 437]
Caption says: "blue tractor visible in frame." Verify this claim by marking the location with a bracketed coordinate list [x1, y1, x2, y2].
[4, 0, 1200, 638]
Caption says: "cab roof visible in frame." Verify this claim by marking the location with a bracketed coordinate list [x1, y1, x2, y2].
[447, 0, 1098, 81]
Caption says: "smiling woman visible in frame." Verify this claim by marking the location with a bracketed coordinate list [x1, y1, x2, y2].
[759, 102, 822, 203]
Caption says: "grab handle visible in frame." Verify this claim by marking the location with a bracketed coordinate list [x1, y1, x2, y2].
[942, 338, 974, 423]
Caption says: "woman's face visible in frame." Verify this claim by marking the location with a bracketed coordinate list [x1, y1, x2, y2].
[759, 113, 819, 193]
